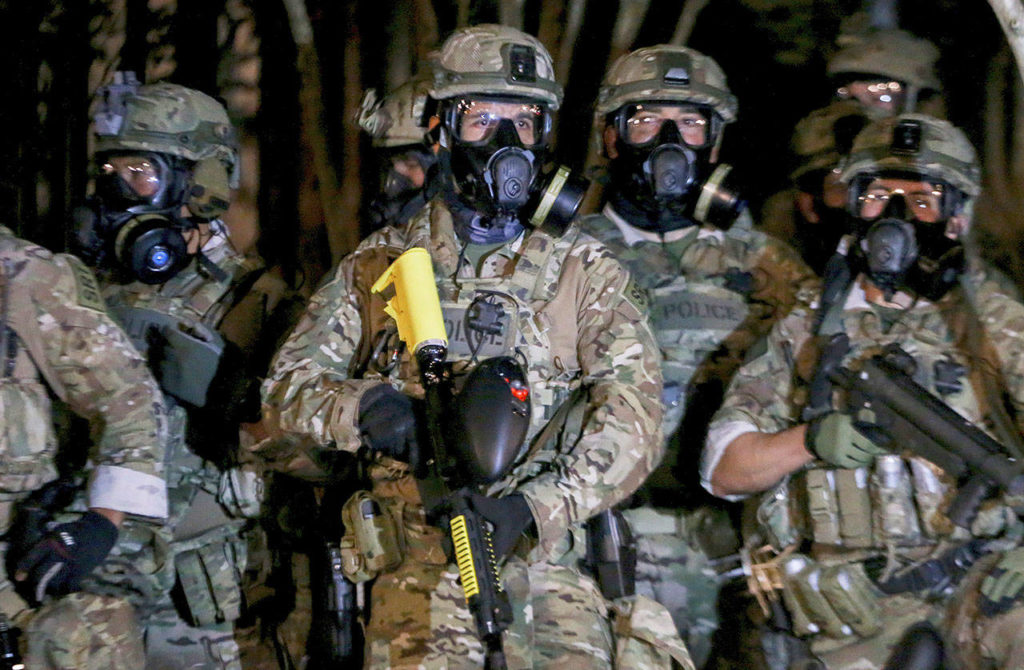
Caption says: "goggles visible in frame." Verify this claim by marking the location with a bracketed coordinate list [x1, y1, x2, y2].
[446, 97, 551, 148]
[617, 103, 714, 149]
[854, 177, 947, 224]
[94, 152, 180, 210]
[835, 79, 906, 112]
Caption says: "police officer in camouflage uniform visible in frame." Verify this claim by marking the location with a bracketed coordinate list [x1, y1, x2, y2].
[703, 113, 1024, 668]
[358, 73, 439, 232]
[37, 79, 284, 669]
[0, 226, 167, 668]
[759, 101, 868, 275]
[581, 45, 815, 667]
[827, 28, 944, 119]
[259, 24, 692, 670]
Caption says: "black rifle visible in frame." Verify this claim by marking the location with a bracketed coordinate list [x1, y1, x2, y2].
[809, 334, 1024, 529]
[373, 249, 529, 670]
[414, 346, 517, 670]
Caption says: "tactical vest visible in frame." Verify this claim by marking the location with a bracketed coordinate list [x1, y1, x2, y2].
[757, 296, 1013, 561]
[581, 214, 753, 446]
[91, 239, 263, 625]
[355, 205, 609, 565]
[0, 239, 66, 529]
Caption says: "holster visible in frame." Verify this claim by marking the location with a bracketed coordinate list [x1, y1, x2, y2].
[583, 509, 637, 601]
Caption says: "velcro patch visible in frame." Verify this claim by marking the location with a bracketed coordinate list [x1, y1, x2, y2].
[62, 254, 106, 313]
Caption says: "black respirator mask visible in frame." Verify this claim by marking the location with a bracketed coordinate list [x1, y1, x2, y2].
[442, 98, 586, 244]
[74, 152, 196, 284]
[854, 187, 965, 301]
[367, 148, 439, 230]
[609, 108, 745, 232]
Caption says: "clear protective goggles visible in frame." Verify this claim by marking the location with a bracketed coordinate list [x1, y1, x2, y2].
[835, 79, 906, 113]
[448, 97, 551, 148]
[854, 177, 947, 224]
[94, 152, 175, 209]
[617, 103, 715, 149]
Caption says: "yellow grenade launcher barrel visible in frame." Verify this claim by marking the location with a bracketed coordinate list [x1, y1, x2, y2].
[371, 248, 448, 378]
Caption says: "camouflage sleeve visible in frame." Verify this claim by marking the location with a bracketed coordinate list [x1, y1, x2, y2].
[517, 244, 665, 555]
[261, 255, 379, 455]
[966, 263, 1024, 420]
[746, 230, 819, 327]
[706, 307, 812, 442]
[36, 254, 168, 518]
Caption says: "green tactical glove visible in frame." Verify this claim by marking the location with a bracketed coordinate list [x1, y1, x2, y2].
[805, 411, 889, 468]
[981, 547, 1024, 616]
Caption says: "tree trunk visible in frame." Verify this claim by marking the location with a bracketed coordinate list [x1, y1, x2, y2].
[282, 0, 349, 263]
[670, 0, 711, 46]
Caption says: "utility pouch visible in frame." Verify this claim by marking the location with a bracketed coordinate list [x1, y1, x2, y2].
[583, 509, 637, 600]
[779, 554, 849, 639]
[340, 491, 403, 583]
[804, 469, 841, 546]
[818, 563, 882, 638]
[835, 467, 873, 548]
[756, 478, 802, 550]
[174, 523, 247, 627]
[0, 379, 58, 498]
[908, 457, 950, 539]
[872, 455, 923, 545]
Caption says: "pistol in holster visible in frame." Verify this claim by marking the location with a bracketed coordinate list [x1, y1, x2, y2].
[583, 508, 637, 601]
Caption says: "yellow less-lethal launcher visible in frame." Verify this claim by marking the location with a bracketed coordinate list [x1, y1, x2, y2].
[372, 248, 514, 670]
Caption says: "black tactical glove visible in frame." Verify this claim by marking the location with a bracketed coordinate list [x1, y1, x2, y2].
[357, 384, 420, 467]
[458, 491, 536, 561]
[11, 511, 118, 604]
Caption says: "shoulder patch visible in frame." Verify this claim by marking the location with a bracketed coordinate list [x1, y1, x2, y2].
[61, 254, 106, 312]
[623, 275, 650, 313]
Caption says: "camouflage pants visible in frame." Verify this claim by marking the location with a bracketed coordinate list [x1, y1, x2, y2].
[366, 554, 615, 669]
[26, 593, 145, 669]
[0, 541, 144, 670]
[624, 507, 725, 668]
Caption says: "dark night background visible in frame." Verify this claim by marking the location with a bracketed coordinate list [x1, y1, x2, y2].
[0, 0, 1019, 291]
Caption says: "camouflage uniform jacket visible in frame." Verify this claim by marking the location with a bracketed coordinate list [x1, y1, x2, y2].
[0, 226, 167, 527]
[100, 222, 263, 520]
[703, 269, 1024, 555]
[262, 197, 664, 559]
[582, 204, 815, 451]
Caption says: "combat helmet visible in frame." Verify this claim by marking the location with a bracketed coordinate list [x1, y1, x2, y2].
[827, 29, 941, 112]
[94, 80, 240, 212]
[789, 100, 868, 189]
[596, 45, 737, 123]
[430, 24, 562, 108]
[359, 73, 434, 149]
[840, 113, 980, 197]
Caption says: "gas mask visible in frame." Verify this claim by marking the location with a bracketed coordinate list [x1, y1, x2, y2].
[853, 181, 964, 301]
[74, 152, 196, 284]
[608, 104, 744, 232]
[367, 148, 438, 230]
[441, 97, 585, 243]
